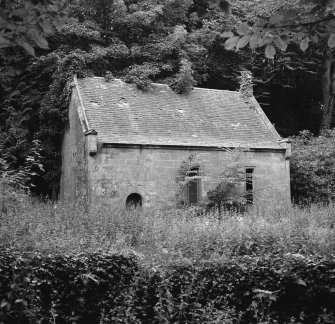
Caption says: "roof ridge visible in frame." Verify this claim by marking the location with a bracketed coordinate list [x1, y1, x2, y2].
[73, 75, 90, 132]
[87, 76, 238, 93]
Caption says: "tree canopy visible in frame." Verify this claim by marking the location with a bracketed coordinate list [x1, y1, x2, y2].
[220, 0, 335, 130]
[0, 0, 333, 196]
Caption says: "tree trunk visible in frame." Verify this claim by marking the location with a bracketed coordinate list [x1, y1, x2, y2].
[320, 48, 335, 132]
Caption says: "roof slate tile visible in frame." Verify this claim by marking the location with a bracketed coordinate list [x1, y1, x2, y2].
[75, 77, 283, 149]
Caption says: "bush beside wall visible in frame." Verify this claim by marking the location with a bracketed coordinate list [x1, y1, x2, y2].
[1, 251, 334, 324]
[290, 130, 335, 204]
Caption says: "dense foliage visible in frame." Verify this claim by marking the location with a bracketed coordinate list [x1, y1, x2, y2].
[0, 0, 73, 55]
[0, 250, 334, 323]
[2, 3, 335, 321]
[1, 197, 335, 258]
[0, 0, 330, 197]
[1, 193, 334, 322]
[222, 0, 335, 131]
[290, 129, 335, 204]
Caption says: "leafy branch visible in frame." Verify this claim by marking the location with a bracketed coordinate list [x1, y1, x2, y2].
[0, 0, 75, 56]
[220, 0, 335, 58]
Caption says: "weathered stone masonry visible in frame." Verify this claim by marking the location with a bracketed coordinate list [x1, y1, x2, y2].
[60, 76, 291, 208]
[86, 145, 290, 208]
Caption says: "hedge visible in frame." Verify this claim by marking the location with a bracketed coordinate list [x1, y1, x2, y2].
[0, 251, 334, 323]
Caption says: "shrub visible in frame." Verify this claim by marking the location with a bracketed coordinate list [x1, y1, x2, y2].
[206, 148, 248, 212]
[0, 139, 44, 217]
[123, 63, 160, 90]
[290, 129, 335, 204]
[170, 58, 196, 94]
[0, 251, 334, 323]
[0, 251, 139, 323]
[1, 195, 335, 323]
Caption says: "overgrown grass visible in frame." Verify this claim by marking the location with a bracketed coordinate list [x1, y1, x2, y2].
[1, 197, 334, 323]
[1, 197, 335, 264]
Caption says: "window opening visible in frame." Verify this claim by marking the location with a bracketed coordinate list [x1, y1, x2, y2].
[187, 167, 200, 204]
[245, 168, 254, 204]
[126, 193, 142, 208]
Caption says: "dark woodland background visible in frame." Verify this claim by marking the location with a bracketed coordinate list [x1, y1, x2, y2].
[0, 0, 332, 197]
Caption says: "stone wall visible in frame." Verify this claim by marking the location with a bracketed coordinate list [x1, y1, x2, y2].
[60, 88, 88, 201]
[86, 145, 290, 209]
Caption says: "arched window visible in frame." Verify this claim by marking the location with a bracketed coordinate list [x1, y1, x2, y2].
[126, 193, 142, 208]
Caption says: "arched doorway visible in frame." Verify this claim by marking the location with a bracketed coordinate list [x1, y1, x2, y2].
[126, 193, 142, 208]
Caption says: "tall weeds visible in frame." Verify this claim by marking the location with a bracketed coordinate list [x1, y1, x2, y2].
[1, 196, 334, 263]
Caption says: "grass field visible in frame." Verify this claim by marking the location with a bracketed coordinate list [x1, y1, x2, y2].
[1, 196, 334, 264]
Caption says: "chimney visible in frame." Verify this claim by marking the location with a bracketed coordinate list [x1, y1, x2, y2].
[279, 138, 292, 160]
[85, 129, 98, 156]
[239, 70, 253, 100]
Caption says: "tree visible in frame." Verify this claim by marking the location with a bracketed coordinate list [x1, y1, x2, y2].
[0, 0, 327, 196]
[0, 0, 74, 56]
[220, 0, 335, 132]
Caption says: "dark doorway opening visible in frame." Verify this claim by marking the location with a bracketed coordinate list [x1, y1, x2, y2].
[126, 193, 142, 208]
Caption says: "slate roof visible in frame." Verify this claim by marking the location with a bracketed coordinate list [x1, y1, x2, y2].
[74, 76, 284, 150]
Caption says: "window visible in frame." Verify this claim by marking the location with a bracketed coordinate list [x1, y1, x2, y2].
[126, 193, 142, 208]
[245, 168, 254, 204]
[187, 167, 200, 204]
